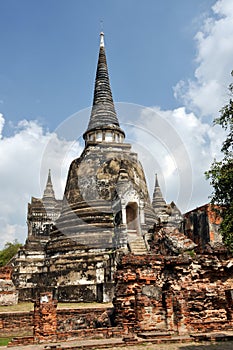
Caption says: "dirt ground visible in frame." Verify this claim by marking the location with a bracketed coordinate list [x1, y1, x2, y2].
[95, 341, 233, 350]
[2, 337, 233, 349]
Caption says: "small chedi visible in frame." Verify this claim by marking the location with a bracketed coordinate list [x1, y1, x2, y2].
[10, 33, 232, 336]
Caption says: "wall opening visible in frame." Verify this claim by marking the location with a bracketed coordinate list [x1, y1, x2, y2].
[97, 284, 103, 303]
[126, 202, 140, 234]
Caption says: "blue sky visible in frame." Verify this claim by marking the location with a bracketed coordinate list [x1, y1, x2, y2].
[1, 0, 216, 131]
[0, 0, 233, 247]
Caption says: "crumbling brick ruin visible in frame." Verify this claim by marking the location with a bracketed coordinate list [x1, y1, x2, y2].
[183, 203, 223, 252]
[113, 253, 233, 335]
[8, 32, 233, 342]
[0, 266, 18, 306]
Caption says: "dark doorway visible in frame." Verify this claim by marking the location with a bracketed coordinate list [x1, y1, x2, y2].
[97, 283, 103, 302]
[126, 202, 139, 234]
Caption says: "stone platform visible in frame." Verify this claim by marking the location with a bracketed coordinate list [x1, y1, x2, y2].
[5, 331, 233, 350]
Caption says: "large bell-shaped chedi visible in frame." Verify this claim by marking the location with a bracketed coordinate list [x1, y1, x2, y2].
[45, 33, 156, 302]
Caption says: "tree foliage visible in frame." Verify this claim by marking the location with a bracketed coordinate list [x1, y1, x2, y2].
[0, 240, 22, 267]
[206, 71, 233, 252]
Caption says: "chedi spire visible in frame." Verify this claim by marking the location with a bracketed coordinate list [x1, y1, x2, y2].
[83, 32, 125, 143]
[152, 174, 167, 213]
[43, 169, 56, 211]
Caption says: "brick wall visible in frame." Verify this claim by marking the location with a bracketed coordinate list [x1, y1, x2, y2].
[57, 307, 114, 332]
[183, 204, 223, 250]
[113, 253, 233, 335]
[0, 307, 116, 334]
[0, 312, 33, 335]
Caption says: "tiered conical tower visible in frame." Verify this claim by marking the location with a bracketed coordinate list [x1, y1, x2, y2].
[152, 174, 167, 215]
[43, 33, 156, 302]
[152, 173, 183, 227]
[47, 33, 155, 251]
[12, 170, 62, 300]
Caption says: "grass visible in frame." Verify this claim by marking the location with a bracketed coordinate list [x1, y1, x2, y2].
[58, 302, 112, 309]
[0, 302, 112, 313]
[0, 329, 33, 339]
[0, 337, 11, 346]
[0, 302, 33, 313]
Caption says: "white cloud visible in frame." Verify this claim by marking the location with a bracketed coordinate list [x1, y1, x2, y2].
[0, 115, 82, 249]
[0, 218, 25, 246]
[163, 0, 233, 211]
[174, 0, 233, 117]
[124, 105, 225, 213]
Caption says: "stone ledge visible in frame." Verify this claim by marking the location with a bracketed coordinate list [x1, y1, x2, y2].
[191, 332, 233, 342]
[137, 331, 172, 339]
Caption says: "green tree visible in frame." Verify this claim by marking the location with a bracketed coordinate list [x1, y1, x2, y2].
[0, 240, 22, 267]
[206, 71, 233, 253]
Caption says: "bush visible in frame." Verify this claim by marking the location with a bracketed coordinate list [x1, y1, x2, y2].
[0, 240, 22, 266]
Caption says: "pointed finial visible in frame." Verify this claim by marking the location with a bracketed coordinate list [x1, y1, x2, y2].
[48, 169, 52, 183]
[100, 32, 105, 47]
[155, 173, 159, 187]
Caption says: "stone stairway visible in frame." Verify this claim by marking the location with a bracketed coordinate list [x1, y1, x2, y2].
[128, 234, 148, 255]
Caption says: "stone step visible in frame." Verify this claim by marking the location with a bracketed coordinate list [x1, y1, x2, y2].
[130, 241, 146, 246]
[130, 243, 146, 248]
[130, 243, 146, 247]
[130, 241, 147, 247]
[130, 247, 147, 252]
[138, 331, 172, 339]
[128, 236, 147, 254]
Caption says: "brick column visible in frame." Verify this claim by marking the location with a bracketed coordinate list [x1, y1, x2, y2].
[34, 292, 57, 342]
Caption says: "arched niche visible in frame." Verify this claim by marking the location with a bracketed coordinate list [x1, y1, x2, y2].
[126, 202, 140, 234]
